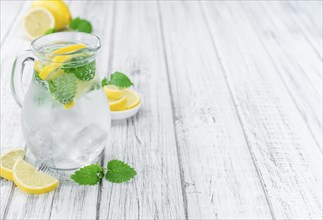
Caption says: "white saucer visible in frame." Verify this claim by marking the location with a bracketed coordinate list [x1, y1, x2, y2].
[110, 101, 142, 120]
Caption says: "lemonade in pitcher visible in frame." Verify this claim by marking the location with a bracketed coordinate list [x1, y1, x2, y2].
[12, 33, 111, 170]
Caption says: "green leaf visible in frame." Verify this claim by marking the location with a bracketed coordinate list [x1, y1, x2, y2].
[69, 17, 92, 33]
[71, 164, 104, 185]
[62, 57, 96, 81]
[108, 72, 133, 89]
[105, 160, 137, 183]
[45, 28, 56, 35]
[101, 77, 108, 87]
[48, 73, 77, 104]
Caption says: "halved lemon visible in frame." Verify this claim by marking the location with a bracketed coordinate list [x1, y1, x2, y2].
[13, 158, 59, 194]
[23, 7, 55, 40]
[104, 85, 123, 100]
[122, 89, 141, 110]
[108, 96, 127, 111]
[0, 148, 25, 181]
[32, 0, 71, 30]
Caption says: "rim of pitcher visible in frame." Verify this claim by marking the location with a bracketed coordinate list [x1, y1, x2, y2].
[30, 32, 101, 56]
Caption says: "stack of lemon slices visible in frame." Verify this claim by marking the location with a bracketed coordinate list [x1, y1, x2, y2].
[104, 85, 141, 112]
[0, 149, 58, 194]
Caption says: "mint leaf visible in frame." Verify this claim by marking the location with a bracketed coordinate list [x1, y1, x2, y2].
[69, 17, 92, 33]
[108, 72, 133, 89]
[49, 73, 77, 104]
[71, 164, 104, 185]
[45, 28, 56, 35]
[62, 57, 96, 81]
[105, 160, 137, 183]
[101, 77, 108, 87]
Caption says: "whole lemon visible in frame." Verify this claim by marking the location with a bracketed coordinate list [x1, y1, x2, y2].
[32, 0, 71, 30]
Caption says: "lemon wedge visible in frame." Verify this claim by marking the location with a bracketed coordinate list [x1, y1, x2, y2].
[122, 89, 141, 110]
[108, 96, 127, 111]
[23, 7, 55, 40]
[0, 148, 25, 181]
[104, 86, 123, 100]
[13, 158, 59, 194]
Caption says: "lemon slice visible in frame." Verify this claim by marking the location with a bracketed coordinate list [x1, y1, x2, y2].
[122, 89, 141, 110]
[0, 148, 25, 181]
[13, 158, 59, 194]
[23, 7, 55, 40]
[39, 44, 87, 80]
[52, 44, 86, 55]
[108, 96, 127, 111]
[104, 86, 123, 100]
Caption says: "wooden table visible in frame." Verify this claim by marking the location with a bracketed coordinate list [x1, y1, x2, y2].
[1, 1, 322, 219]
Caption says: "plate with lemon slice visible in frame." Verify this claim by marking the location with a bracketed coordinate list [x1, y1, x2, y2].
[102, 73, 142, 120]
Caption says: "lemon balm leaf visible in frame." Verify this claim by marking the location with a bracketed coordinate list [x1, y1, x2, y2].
[71, 164, 104, 185]
[48, 73, 77, 104]
[69, 17, 92, 33]
[101, 77, 108, 87]
[108, 72, 133, 89]
[105, 160, 137, 183]
[62, 57, 96, 81]
[45, 28, 56, 35]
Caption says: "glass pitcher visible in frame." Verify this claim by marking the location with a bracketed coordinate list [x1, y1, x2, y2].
[11, 32, 111, 170]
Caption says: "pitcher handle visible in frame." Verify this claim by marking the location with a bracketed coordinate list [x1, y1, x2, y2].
[11, 50, 34, 108]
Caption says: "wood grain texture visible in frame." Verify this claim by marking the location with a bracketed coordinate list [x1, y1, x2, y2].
[98, 2, 186, 219]
[241, 2, 322, 150]
[202, 1, 322, 219]
[159, 1, 273, 219]
[1, 1, 322, 219]
[286, 1, 323, 58]
[0, 1, 30, 217]
[0, 1, 27, 44]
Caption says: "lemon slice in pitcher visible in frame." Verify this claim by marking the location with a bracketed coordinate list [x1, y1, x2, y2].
[13, 158, 59, 194]
[0, 148, 25, 180]
[39, 44, 87, 80]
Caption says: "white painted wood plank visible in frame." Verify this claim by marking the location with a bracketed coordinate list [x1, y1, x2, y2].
[240, 2, 322, 150]
[0, 1, 27, 44]
[98, 1, 186, 219]
[259, 1, 322, 96]
[0, 1, 31, 217]
[159, 1, 272, 219]
[286, 1, 322, 58]
[203, 2, 322, 219]
[2, 1, 113, 219]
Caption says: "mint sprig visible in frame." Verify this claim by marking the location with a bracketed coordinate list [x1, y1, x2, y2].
[106, 160, 137, 183]
[101, 72, 133, 89]
[71, 164, 104, 186]
[69, 17, 92, 33]
[62, 57, 96, 81]
[71, 160, 136, 185]
[48, 73, 77, 104]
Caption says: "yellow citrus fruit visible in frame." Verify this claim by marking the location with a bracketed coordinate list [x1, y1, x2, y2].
[23, 7, 55, 40]
[103, 86, 123, 100]
[64, 101, 75, 110]
[52, 44, 86, 55]
[32, 0, 71, 30]
[108, 96, 127, 111]
[0, 148, 25, 181]
[39, 44, 87, 80]
[13, 158, 59, 194]
[122, 89, 141, 110]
